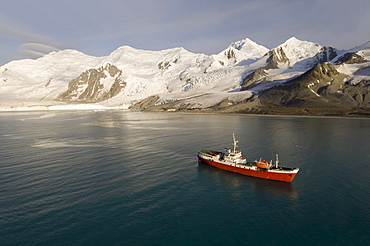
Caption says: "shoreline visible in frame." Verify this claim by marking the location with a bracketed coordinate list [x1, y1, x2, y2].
[1, 104, 369, 120]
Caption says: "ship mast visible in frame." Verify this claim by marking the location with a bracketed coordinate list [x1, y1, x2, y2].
[232, 133, 238, 153]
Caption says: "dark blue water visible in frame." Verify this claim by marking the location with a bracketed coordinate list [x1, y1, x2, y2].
[0, 111, 369, 245]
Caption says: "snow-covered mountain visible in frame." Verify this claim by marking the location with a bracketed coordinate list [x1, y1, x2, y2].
[210, 38, 269, 67]
[241, 37, 340, 89]
[0, 37, 369, 116]
[0, 39, 265, 110]
[244, 40, 370, 116]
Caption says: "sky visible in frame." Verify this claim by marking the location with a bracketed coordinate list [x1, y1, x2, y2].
[0, 0, 369, 65]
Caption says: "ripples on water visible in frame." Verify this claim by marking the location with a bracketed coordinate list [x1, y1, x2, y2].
[0, 111, 369, 245]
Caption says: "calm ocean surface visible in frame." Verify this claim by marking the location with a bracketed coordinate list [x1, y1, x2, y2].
[0, 111, 369, 245]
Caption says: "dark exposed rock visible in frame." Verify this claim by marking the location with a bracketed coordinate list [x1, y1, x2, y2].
[257, 63, 351, 108]
[158, 61, 171, 70]
[225, 49, 236, 60]
[341, 80, 370, 107]
[334, 52, 368, 65]
[265, 48, 290, 69]
[317, 47, 338, 63]
[58, 63, 125, 102]
[45, 78, 52, 87]
[158, 57, 178, 70]
[241, 67, 268, 88]
[130, 95, 160, 110]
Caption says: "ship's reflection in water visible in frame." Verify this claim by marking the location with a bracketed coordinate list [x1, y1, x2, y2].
[197, 162, 298, 200]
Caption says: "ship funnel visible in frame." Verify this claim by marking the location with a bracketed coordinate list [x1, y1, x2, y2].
[275, 154, 279, 168]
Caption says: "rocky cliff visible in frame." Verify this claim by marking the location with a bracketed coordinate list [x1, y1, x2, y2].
[58, 63, 125, 103]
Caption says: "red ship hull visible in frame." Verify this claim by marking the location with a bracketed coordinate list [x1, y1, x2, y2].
[198, 156, 297, 182]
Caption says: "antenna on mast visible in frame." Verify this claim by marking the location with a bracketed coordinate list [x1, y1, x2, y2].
[232, 133, 238, 153]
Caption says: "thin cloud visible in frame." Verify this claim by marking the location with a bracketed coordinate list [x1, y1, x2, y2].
[0, 17, 68, 58]
[18, 43, 63, 59]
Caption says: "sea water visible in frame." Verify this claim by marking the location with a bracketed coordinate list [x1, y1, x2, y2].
[0, 111, 369, 245]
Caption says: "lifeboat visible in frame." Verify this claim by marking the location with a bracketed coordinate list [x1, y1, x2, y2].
[256, 159, 271, 169]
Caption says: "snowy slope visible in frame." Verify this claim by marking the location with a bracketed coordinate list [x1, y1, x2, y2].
[336, 41, 370, 85]
[0, 50, 102, 106]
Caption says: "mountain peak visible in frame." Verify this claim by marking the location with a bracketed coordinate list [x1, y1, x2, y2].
[230, 38, 258, 50]
[215, 38, 269, 66]
[279, 37, 319, 48]
[269, 37, 323, 68]
[228, 38, 268, 53]
[285, 36, 301, 43]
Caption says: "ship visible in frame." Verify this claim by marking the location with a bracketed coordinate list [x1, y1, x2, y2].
[197, 134, 299, 182]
